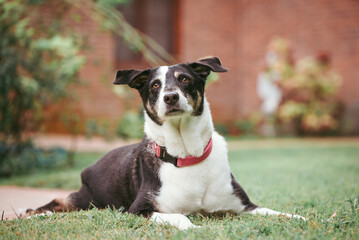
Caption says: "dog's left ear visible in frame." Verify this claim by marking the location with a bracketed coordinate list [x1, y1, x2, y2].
[113, 69, 150, 90]
[189, 57, 229, 79]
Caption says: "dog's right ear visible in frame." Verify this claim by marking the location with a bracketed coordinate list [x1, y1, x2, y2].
[113, 69, 150, 90]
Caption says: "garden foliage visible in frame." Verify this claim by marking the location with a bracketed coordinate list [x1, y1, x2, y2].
[265, 37, 343, 135]
[0, 0, 179, 176]
[0, 0, 85, 176]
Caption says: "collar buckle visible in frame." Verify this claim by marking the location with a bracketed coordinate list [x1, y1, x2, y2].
[153, 143, 178, 167]
[152, 138, 212, 168]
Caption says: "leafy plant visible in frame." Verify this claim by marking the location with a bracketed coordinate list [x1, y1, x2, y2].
[117, 110, 144, 140]
[86, 119, 114, 141]
[264, 37, 343, 135]
[233, 113, 262, 136]
[0, 140, 67, 177]
[214, 123, 229, 136]
[0, 0, 85, 175]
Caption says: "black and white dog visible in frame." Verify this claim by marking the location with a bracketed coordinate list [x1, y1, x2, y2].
[28, 57, 304, 229]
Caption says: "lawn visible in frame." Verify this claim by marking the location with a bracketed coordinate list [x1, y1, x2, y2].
[1, 138, 358, 239]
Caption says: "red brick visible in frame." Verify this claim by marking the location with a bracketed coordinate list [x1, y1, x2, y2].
[43, 0, 359, 134]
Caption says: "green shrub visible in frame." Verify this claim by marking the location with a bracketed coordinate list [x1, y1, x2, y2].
[234, 113, 262, 135]
[264, 37, 343, 135]
[0, 141, 67, 177]
[117, 111, 144, 139]
[214, 123, 229, 136]
[0, 0, 84, 175]
[85, 119, 114, 141]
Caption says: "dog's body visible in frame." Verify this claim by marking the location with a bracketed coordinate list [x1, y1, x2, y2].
[28, 57, 304, 229]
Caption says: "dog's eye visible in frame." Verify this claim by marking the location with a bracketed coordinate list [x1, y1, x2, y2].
[180, 76, 190, 83]
[152, 82, 160, 89]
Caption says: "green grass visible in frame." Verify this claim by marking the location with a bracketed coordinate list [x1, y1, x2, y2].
[1, 140, 359, 239]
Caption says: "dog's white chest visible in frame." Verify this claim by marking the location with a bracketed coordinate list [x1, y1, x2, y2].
[154, 133, 245, 215]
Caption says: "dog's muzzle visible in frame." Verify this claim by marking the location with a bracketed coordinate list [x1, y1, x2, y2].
[163, 92, 179, 106]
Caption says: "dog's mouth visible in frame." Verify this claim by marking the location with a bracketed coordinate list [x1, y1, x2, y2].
[165, 108, 184, 116]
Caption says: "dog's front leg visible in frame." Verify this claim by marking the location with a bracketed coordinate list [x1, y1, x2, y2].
[150, 212, 200, 230]
[127, 192, 199, 230]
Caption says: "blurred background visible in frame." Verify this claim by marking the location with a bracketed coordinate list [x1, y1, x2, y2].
[1, 0, 359, 177]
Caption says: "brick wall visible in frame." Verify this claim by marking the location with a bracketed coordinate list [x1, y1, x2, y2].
[44, 0, 359, 134]
[179, 0, 359, 133]
[178, 0, 239, 122]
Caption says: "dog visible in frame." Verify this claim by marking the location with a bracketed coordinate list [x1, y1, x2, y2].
[26, 57, 305, 229]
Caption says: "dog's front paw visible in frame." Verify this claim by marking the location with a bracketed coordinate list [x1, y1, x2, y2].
[175, 215, 200, 230]
[150, 212, 200, 230]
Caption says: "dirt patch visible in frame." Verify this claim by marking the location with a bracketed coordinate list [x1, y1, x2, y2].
[0, 186, 73, 220]
[33, 134, 137, 152]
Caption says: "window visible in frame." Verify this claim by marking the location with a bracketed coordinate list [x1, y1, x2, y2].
[115, 0, 176, 62]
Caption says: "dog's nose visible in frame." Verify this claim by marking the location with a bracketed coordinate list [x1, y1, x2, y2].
[164, 92, 179, 105]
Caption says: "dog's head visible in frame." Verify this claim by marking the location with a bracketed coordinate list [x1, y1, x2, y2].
[114, 57, 228, 125]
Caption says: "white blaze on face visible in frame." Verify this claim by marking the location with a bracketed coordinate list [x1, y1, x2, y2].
[156, 66, 169, 119]
[156, 66, 193, 120]
[156, 66, 168, 86]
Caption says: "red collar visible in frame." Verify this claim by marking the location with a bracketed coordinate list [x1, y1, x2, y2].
[152, 138, 213, 167]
